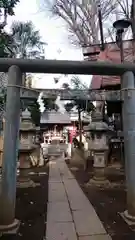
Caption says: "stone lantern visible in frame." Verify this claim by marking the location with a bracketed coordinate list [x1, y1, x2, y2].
[85, 102, 110, 185]
[19, 108, 39, 169]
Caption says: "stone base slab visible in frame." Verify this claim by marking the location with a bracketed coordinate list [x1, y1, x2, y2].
[79, 234, 111, 239]
[0, 219, 20, 235]
[17, 179, 39, 188]
[120, 210, 135, 226]
[87, 178, 110, 187]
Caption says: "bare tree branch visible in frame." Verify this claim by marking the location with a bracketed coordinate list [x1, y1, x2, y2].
[40, 0, 132, 46]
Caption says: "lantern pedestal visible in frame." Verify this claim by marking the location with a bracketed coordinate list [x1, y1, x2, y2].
[88, 149, 110, 186]
[0, 219, 20, 235]
[120, 210, 135, 226]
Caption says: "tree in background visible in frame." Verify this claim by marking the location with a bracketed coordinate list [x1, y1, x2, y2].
[26, 100, 41, 126]
[27, 97, 59, 126]
[0, 0, 20, 68]
[64, 76, 94, 144]
[0, 0, 20, 121]
[10, 21, 47, 86]
[44, 98, 59, 111]
[0, 1, 20, 57]
[0, 31, 14, 57]
[0, 0, 20, 29]
[10, 21, 46, 59]
[0, 2, 57, 128]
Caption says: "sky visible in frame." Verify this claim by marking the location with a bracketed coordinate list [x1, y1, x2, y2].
[5, 0, 92, 89]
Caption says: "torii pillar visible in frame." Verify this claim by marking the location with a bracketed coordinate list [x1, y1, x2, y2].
[121, 71, 135, 222]
[0, 66, 22, 233]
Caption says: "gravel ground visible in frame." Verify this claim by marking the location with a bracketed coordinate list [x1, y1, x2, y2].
[0, 165, 49, 240]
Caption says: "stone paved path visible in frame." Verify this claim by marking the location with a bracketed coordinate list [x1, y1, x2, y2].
[46, 156, 112, 240]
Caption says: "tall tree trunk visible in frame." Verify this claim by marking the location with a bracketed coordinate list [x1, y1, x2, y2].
[78, 108, 82, 144]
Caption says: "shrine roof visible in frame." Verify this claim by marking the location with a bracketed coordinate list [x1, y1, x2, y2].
[40, 110, 71, 124]
[89, 39, 134, 89]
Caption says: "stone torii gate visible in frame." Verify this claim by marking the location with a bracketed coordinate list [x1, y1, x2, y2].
[0, 58, 135, 233]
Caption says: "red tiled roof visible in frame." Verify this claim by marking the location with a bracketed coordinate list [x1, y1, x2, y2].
[89, 40, 134, 89]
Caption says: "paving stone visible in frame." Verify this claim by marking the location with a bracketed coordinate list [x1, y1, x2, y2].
[63, 179, 93, 211]
[48, 184, 68, 202]
[46, 157, 109, 240]
[49, 182, 64, 191]
[64, 179, 86, 197]
[49, 171, 61, 176]
[63, 177, 94, 201]
[47, 202, 72, 222]
[49, 168, 61, 176]
[49, 164, 59, 170]
[48, 191, 67, 202]
[49, 174, 62, 182]
[46, 222, 77, 240]
[61, 172, 75, 180]
[49, 171, 62, 182]
[49, 174, 61, 180]
[58, 162, 69, 169]
[59, 166, 74, 179]
[72, 210, 106, 236]
[68, 195, 93, 211]
[49, 179, 62, 183]
[59, 164, 73, 173]
[79, 235, 111, 240]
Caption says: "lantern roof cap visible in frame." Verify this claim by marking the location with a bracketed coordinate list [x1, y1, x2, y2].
[22, 108, 31, 120]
